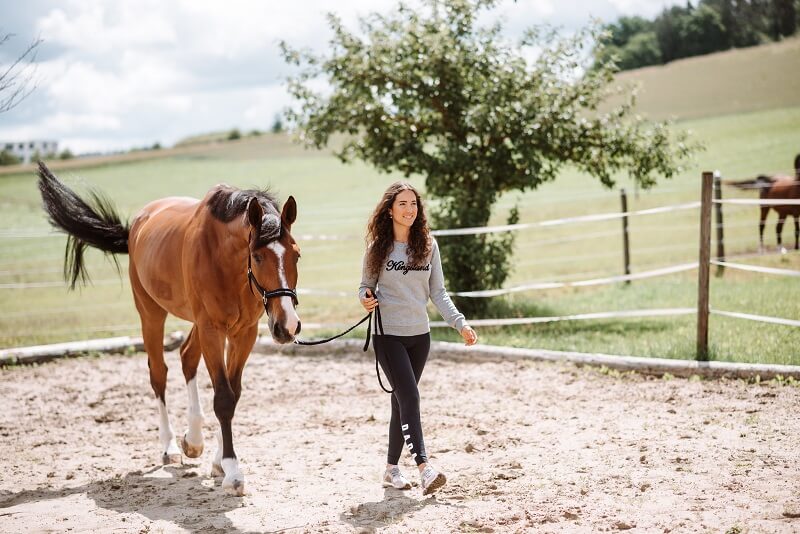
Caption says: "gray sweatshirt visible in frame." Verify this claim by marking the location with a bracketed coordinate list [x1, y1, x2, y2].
[359, 238, 467, 336]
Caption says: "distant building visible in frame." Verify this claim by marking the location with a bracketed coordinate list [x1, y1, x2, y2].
[1, 140, 59, 164]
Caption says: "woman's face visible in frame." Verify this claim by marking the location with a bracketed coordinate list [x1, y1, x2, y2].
[389, 189, 418, 229]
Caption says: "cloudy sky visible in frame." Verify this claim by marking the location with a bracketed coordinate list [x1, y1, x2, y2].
[0, 0, 681, 154]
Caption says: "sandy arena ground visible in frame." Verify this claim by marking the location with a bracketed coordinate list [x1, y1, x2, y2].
[1, 344, 799, 533]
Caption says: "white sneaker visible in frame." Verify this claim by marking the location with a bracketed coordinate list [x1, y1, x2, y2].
[382, 466, 412, 490]
[420, 465, 446, 495]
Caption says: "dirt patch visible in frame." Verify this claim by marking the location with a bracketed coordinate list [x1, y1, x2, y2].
[1, 349, 798, 532]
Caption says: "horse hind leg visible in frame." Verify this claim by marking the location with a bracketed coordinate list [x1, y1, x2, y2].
[759, 206, 769, 253]
[144, 317, 182, 464]
[132, 277, 182, 465]
[794, 215, 799, 250]
[180, 326, 205, 459]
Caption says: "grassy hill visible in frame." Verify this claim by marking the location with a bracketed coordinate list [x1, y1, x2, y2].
[610, 36, 800, 121]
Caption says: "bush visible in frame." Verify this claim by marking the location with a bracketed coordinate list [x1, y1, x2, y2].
[0, 150, 20, 166]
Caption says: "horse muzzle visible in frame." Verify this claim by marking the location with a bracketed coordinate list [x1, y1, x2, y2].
[270, 318, 301, 344]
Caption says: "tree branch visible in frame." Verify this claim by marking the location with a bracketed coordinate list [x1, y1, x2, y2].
[0, 33, 42, 114]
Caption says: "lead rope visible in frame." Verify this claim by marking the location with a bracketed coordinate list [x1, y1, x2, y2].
[292, 313, 372, 346]
[293, 307, 393, 393]
[372, 305, 395, 394]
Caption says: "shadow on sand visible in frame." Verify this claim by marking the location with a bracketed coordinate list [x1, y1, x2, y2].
[0, 463, 263, 533]
[339, 487, 467, 531]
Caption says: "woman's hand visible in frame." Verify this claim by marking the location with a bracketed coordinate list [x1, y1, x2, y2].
[361, 288, 379, 312]
[460, 325, 478, 346]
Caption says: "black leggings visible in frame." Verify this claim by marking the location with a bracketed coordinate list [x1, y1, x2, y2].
[373, 333, 430, 466]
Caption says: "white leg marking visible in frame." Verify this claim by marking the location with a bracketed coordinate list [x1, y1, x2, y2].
[267, 242, 300, 335]
[211, 428, 224, 476]
[221, 457, 245, 495]
[182, 377, 204, 457]
[157, 399, 181, 463]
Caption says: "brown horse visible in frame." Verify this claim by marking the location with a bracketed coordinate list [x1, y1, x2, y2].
[37, 162, 301, 495]
[727, 153, 800, 253]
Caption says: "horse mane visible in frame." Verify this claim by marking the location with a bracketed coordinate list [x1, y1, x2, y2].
[794, 153, 800, 176]
[207, 186, 282, 246]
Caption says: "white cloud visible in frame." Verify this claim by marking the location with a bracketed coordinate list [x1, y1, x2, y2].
[37, 1, 178, 52]
[0, 0, 685, 154]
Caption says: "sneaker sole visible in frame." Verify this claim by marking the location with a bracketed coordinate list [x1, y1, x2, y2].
[422, 473, 446, 495]
[382, 480, 412, 490]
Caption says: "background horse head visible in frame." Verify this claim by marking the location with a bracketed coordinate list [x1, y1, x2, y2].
[725, 153, 800, 253]
[37, 162, 301, 495]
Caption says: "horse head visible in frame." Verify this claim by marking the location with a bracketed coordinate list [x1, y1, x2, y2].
[246, 196, 301, 343]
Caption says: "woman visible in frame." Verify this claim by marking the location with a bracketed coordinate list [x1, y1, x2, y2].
[359, 181, 478, 495]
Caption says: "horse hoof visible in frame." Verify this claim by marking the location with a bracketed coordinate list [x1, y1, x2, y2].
[780, 246, 788, 255]
[162, 452, 182, 465]
[223, 475, 246, 496]
[181, 433, 204, 458]
[211, 463, 224, 477]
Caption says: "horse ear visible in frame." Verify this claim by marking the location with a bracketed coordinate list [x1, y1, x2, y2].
[281, 196, 297, 229]
[247, 198, 263, 230]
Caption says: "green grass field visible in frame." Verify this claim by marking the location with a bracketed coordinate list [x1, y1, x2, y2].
[1, 41, 799, 364]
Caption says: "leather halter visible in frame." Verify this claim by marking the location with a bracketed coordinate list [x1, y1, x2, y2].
[246, 241, 298, 312]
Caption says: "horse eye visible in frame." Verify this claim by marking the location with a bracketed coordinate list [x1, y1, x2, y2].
[253, 253, 262, 263]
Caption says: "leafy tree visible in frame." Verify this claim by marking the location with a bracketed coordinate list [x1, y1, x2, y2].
[683, 4, 727, 56]
[769, 0, 797, 38]
[599, 0, 798, 71]
[227, 128, 241, 140]
[604, 16, 655, 48]
[59, 148, 74, 160]
[655, 5, 692, 62]
[281, 0, 698, 314]
[616, 31, 662, 70]
[595, 16, 661, 70]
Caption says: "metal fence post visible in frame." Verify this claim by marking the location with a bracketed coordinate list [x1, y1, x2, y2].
[697, 172, 713, 360]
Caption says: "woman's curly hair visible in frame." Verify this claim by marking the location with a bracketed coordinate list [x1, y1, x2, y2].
[365, 182, 431, 277]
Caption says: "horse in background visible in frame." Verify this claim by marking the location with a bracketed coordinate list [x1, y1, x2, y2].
[726, 153, 800, 253]
[37, 162, 301, 495]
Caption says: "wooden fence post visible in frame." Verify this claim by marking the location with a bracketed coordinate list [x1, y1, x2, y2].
[713, 171, 725, 277]
[697, 172, 713, 360]
[621, 189, 631, 284]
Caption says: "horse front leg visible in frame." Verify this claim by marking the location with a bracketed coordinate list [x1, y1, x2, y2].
[776, 215, 787, 254]
[179, 326, 205, 458]
[214, 326, 259, 493]
[198, 324, 244, 495]
[794, 215, 799, 250]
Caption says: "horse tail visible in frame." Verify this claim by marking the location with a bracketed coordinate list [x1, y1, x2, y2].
[37, 161, 130, 289]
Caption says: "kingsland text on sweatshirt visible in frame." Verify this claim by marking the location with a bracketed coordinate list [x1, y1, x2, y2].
[359, 238, 466, 336]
